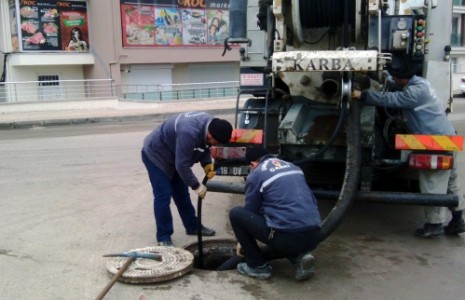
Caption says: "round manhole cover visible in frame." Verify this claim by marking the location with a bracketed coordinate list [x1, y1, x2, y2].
[105, 246, 194, 283]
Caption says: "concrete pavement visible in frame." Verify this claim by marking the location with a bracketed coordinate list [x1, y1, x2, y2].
[0, 97, 243, 129]
[2, 97, 465, 299]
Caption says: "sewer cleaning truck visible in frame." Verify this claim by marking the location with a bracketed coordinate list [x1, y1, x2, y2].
[207, 0, 462, 239]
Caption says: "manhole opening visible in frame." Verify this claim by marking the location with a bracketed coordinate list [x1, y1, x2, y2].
[183, 239, 240, 271]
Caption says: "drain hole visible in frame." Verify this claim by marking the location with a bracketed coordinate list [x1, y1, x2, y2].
[183, 239, 241, 271]
[192, 246, 235, 270]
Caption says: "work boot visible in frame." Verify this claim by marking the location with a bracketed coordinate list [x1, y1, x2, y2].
[294, 252, 315, 281]
[414, 223, 444, 238]
[237, 262, 272, 280]
[186, 225, 216, 236]
[444, 218, 465, 235]
[158, 240, 175, 247]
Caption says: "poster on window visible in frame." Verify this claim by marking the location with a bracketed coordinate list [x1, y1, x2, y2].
[120, 0, 229, 48]
[18, 0, 89, 52]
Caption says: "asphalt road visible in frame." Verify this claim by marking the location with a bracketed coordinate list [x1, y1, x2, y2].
[1, 108, 465, 299]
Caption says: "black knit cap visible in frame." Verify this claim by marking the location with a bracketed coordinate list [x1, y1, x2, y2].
[245, 145, 269, 164]
[388, 66, 415, 79]
[387, 57, 419, 79]
[208, 118, 233, 144]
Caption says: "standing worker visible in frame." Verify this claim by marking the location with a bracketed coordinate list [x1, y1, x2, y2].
[142, 112, 233, 246]
[229, 146, 321, 280]
[352, 67, 465, 237]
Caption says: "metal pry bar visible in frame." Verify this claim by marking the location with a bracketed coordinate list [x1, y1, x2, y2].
[102, 251, 162, 261]
[96, 251, 163, 299]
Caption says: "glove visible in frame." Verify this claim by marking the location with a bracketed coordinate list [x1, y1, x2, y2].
[194, 183, 207, 199]
[236, 243, 244, 257]
[351, 89, 362, 100]
[203, 163, 215, 180]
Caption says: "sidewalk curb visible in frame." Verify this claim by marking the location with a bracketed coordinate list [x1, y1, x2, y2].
[0, 107, 237, 130]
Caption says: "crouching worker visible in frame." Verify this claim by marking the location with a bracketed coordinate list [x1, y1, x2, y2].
[229, 146, 321, 281]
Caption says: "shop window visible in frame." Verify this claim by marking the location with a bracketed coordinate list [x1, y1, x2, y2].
[38, 75, 60, 86]
[451, 58, 458, 73]
[451, 15, 462, 47]
[38, 75, 63, 100]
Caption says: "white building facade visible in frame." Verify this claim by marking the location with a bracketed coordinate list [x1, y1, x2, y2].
[0, 0, 240, 102]
[1, 1, 465, 101]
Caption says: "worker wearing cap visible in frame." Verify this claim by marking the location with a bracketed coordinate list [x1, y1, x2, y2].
[142, 112, 233, 246]
[229, 146, 321, 281]
[353, 68, 465, 238]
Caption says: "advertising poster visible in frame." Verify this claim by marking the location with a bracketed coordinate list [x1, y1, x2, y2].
[182, 9, 206, 45]
[206, 8, 229, 46]
[155, 7, 182, 46]
[120, 0, 230, 48]
[59, 3, 89, 51]
[9, 0, 19, 51]
[121, 4, 156, 46]
[18, 0, 89, 52]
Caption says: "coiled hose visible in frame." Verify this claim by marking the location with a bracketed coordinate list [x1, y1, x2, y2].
[299, 0, 356, 29]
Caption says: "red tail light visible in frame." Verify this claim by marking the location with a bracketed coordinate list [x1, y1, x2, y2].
[409, 153, 453, 170]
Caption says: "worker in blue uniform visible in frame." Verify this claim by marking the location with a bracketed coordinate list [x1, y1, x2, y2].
[229, 146, 321, 280]
[353, 67, 465, 237]
[142, 111, 233, 246]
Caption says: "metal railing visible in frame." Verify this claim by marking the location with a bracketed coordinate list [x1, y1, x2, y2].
[119, 81, 239, 101]
[0, 79, 239, 103]
[0, 79, 115, 103]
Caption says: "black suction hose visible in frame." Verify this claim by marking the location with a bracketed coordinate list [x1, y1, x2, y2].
[319, 99, 361, 241]
[196, 176, 209, 269]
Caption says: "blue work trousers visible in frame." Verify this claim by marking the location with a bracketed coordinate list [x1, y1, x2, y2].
[229, 206, 320, 267]
[142, 149, 198, 242]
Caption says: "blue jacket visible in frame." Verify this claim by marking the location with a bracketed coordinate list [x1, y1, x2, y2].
[143, 112, 214, 189]
[244, 155, 321, 232]
[363, 75, 455, 135]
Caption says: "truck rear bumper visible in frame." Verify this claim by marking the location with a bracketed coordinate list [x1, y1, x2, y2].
[206, 181, 458, 207]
